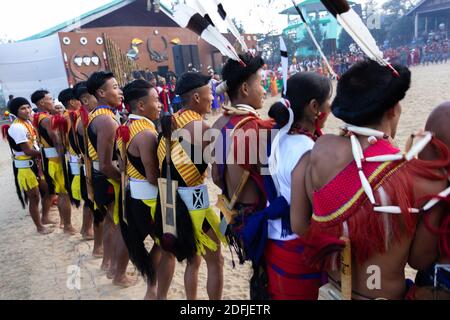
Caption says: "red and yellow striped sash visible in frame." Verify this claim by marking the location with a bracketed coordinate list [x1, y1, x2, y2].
[117, 118, 158, 180]
[34, 113, 52, 148]
[157, 109, 205, 187]
[87, 107, 116, 161]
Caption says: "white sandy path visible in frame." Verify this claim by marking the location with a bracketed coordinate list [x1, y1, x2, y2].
[0, 63, 449, 299]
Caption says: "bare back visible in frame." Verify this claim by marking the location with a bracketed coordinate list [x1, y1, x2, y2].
[308, 134, 446, 299]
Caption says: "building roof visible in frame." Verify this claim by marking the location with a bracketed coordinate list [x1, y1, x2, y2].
[280, 0, 356, 15]
[283, 18, 332, 32]
[406, 0, 450, 16]
[21, 0, 174, 41]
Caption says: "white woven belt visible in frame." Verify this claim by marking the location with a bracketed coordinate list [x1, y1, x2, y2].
[129, 178, 158, 200]
[43, 147, 58, 158]
[69, 155, 79, 163]
[177, 184, 210, 211]
[14, 159, 34, 169]
[92, 161, 100, 171]
[69, 162, 80, 175]
[92, 160, 118, 172]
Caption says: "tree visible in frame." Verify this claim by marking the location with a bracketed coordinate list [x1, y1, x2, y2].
[381, 0, 418, 46]
[258, 32, 297, 68]
[232, 18, 245, 34]
[338, 29, 353, 52]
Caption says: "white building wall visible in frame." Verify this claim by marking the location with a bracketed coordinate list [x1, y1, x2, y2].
[0, 34, 68, 107]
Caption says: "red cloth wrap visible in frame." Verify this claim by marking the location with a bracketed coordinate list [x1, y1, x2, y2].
[304, 138, 450, 269]
[265, 238, 324, 300]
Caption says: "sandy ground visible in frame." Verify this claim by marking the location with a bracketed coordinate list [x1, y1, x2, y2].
[0, 62, 449, 300]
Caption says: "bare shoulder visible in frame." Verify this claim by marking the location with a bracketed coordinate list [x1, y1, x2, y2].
[91, 113, 117, 129]
[309, 134, 353, 189]
[136, 129, 157, 146]
[310, 134, 350, 162]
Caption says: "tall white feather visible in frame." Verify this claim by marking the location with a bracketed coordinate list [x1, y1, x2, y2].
[292, 0, 337, 78]
[337, 9, 386, 66]
[280, 37, 288, 97]
[171, 4, 241, 62]
[211, 0, 249, 52]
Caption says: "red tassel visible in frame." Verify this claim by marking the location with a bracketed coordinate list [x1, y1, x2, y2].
[69, 110, 78, 125]
[1, 124, 10, 140]
[79, 107, 89, 128]
[51, 114, 69, 133]
[116, 125, 130, 143]
[33, 112, 41, 129]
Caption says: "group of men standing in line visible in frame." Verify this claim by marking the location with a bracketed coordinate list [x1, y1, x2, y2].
[3, 51, 450, 300]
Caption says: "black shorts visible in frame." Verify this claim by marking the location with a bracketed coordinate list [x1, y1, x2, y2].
[92, 169, 115, 210]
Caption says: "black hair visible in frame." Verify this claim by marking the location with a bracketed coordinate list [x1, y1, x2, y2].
[332, 60, 411, 126]
[73, 81, 88, 100]
[8, 95, 14, 100]
[8, 97, 30, 116]
[269, 72, 332, 127]
[221, 52, 264, 101]
[122, 79, 153, 112]
[86, 71, 114, 97]
[30, 89, 49, 105]
[58, 88, 76, 107]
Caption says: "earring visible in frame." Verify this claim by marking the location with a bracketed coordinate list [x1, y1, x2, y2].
[315, 112, 320, 120]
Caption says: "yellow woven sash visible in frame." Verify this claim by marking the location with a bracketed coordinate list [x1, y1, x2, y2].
[117, 118, 158, 180]
[35, 113, 52, 148]
[64, 111, 79, 156]
[87, 108, 116, 161]
[157, 110, 204, 187]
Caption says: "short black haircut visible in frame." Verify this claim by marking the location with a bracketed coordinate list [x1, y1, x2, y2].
[58, 88, 76, 107]
[180, 90, 195, 107]
[221, 52, 265, 101]
[269, 72, 332, 128]
[122, 79, 153, 112]
[30, 89, 49, 105]
[8, 95, 14, 100]
[86, 71, 114, 97]
[332, 60, 411, 126]
[73, 81, 88, 100]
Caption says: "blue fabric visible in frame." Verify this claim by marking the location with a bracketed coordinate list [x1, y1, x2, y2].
[270, 263, 322, 279]
[94, 105, 116, 113]
[242, 195, 290, 265]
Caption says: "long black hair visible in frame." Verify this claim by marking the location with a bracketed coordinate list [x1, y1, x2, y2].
[269, 72, 332, 128]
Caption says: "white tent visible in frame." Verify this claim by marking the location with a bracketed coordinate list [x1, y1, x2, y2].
[0, 34, 68, 107]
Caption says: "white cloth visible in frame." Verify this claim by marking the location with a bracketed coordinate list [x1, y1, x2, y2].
[177, 184, 210, 211]
[129, 178, 158, 200]
[267, 134, 314, 241]
[235, 104, 258, 116]
[8, 123, 28, 156]
[128, 114, 157, 130]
